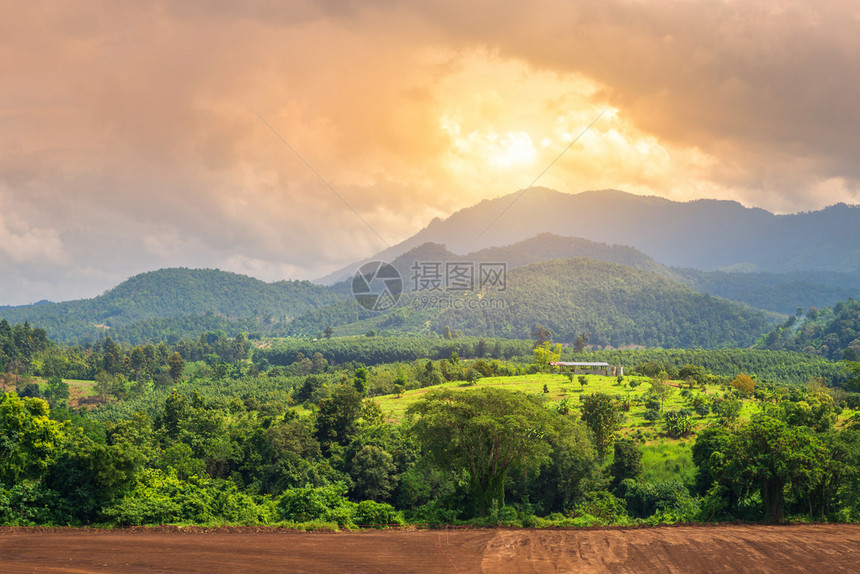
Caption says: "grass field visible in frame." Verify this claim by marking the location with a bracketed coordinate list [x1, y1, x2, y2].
[372, 371, 751, 482]
[375, 372, 730, 434]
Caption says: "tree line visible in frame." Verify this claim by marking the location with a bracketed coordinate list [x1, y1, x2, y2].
[5, 367, 860, 527]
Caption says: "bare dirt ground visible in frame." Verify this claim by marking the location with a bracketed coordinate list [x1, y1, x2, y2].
[2, 524, 860, 573]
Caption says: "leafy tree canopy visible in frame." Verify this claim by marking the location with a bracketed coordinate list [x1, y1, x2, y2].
[406, 388, 561, 516]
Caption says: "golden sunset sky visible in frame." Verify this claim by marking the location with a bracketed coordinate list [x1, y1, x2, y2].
[2, 0, 859, 303]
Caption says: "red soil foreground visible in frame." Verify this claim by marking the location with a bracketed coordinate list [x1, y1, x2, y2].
[2, 524, 860, 573]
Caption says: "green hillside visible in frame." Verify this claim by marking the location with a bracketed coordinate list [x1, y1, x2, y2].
[0, 268, 342, 344]
[326, 234, 860, 316]
[429, 258, 777, 347]
[289, 258, 779, 348]
[758, 299, 860, 360]
[462, 234, 860, 315]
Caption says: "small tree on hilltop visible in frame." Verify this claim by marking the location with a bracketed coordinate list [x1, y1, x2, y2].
[648, 376, 674, 412]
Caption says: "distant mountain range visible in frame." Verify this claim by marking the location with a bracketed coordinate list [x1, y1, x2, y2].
[327, 232, 860, 315]
[318, 188, 860, 283]
[2, 189, 859, 347]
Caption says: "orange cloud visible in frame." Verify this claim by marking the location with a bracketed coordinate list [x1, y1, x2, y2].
[1, 0, 859, 303]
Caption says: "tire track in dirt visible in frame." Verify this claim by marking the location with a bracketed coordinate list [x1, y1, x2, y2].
[479, 525, 860, 573]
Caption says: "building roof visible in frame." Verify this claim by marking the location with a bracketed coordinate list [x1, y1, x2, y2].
[550, 361, 611, 367]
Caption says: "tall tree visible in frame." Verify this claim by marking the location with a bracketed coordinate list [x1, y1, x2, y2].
[350, 445, 397, 502]
[573, 332, 590, 353]
[608, 439, 643, 491]
[532, 342, 561, 372]
[0, 392, 65, 484]
[531, 325, 552, 347]
[315, 384, 363, 452]
[407, 388, 559, 516]
[580, 393, 622, 464]
[168, 352, 185, 384]
[718, 415, 829, 522]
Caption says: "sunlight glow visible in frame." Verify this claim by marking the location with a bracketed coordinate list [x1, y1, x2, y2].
[489, 131, 537, 169]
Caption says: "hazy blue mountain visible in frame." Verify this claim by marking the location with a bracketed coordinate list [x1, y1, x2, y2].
[317, 188, 860, 283]
[675, 269, 860, 315]
[331, 233, 860, 315]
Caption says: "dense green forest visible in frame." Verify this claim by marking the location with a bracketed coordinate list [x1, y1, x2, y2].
[426, 259, 777, 347]
[5, 318, 860, 528]
[676, 269, 860, 315]
[4, 351, 860, 527]
[758, 300, 860, 360]
[254, 336, 533, 368]
[289, 258, 779, 348]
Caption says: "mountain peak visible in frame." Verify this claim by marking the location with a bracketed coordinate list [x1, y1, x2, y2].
[316, 187, 860, 284]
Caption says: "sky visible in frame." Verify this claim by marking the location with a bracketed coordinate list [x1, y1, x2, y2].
[2, 0, 860, 305]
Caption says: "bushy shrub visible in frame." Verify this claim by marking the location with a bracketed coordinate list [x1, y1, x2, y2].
[103, 469, 277, 526]
[569, 490, 628, 525]
[410, 500, 461, 524]
[353, 499, 403, 527]
[620, 479, 698, 520]
[0, 480, 69, 525]
[277, 482, 355, 526]
[643, 408, 661, 422]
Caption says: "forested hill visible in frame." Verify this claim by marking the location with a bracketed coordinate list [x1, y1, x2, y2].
[291, 257, 779, 349]
[337, 234, 860, 316]
[327, 233, 676, 288]
[757, 299, 860, 360]
[0, 268, 342, 344]
[428, 258, 778, 348]
[469, 233, 670, 275]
